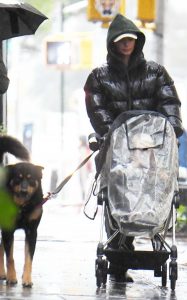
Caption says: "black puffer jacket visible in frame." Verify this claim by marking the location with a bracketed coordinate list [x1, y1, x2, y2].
[84, 14, 183, 137]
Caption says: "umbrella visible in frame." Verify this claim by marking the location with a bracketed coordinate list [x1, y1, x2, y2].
[0, 0, 48, 41]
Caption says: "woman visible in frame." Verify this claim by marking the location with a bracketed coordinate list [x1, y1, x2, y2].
[84, 14, 183, 138]
[84, 14, 183, 282]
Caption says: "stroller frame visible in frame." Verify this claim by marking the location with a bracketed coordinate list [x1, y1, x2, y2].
[95, 179, 179, 291]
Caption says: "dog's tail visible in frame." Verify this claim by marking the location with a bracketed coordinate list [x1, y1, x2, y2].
[0, 135, 30, 163]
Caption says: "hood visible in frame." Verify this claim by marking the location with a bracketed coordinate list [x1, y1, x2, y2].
[106, 14, 146, 68]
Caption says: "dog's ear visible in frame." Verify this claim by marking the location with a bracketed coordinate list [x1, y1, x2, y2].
[36, 166, 44, 171]
[35, 165, 44, 179]
[5, 164, 14, 175]
[4, 165, 15, 184]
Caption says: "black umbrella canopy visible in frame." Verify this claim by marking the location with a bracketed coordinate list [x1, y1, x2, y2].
[0, 0, 48, 40]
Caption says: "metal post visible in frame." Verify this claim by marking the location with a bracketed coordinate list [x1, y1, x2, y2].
[0, 41, 7, 130]
[60, 3, 65, 155]
[60, 3, 64, 115]
[155, 0, 164, 64]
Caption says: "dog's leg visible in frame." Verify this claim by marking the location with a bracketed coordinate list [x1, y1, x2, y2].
[1, 232, 17, 285]
[22, 241, 33, 288]
[22, 227, 38, 288]
[0, 242, 6, 280]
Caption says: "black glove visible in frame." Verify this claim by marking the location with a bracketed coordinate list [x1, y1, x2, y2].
[88, 133, 100, 151]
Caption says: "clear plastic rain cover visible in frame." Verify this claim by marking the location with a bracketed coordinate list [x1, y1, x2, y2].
[100, 113, 179, 238]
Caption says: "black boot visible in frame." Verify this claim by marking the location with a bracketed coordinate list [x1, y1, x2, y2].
[109, 264, 133, 283]
[110, 271, 133, 283]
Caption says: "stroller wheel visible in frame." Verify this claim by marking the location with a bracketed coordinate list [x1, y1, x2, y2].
[102, 259, 108, 285]
[171, 278, 176, 291]
[169, 260, 177, 291]
[161, 263, 167, 287]
[96, 268, 102, 288]
[95, 257, 108, 288]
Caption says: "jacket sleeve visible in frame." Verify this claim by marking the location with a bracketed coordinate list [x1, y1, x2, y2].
[0, 54, 9, 94]
[156, 65, 183, 138]
[84, 69, 114, 136]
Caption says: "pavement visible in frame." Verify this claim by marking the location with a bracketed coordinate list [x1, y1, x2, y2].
[0, 195, 187, 300]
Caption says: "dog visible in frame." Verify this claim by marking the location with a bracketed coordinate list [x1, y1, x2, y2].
[0, 135, 44, 287]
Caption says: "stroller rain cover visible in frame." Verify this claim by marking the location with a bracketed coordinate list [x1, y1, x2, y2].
[100, 111, 179, 238]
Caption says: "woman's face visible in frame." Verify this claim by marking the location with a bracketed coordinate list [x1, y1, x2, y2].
[115, 37, 136, 57]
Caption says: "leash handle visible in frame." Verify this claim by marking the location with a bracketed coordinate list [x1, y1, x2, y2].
[41, 192, 52, 204]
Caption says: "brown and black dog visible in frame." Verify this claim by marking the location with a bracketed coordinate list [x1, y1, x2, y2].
[0, 136, 43, 287]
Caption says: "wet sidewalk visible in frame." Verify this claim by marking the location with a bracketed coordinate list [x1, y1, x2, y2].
[0, 198, 187, 299]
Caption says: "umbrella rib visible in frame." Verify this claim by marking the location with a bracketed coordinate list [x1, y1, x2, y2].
[9, 9, 19, 34]
[0, 3, 48, 40]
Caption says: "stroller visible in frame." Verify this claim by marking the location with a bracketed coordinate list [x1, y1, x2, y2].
[86, 110, 180, 291]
